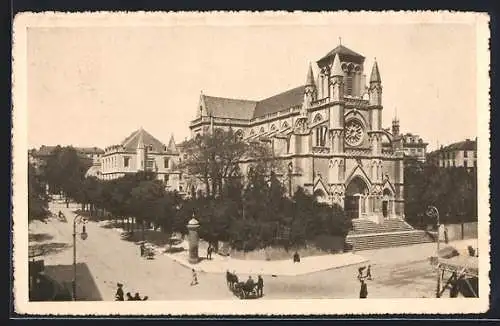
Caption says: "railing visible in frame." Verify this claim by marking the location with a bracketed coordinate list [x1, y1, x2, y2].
[311, 97, 329, 107]
[345, 96, 370, 107]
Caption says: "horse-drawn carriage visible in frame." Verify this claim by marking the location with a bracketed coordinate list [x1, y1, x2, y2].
[226, 271, 260, 299]
[233, 281, 259, 299]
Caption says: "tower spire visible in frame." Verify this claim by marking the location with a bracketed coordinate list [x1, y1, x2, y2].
[305, 62, 315, 86]
[331, 53, 343, 76]
[370, 59, 381, 83]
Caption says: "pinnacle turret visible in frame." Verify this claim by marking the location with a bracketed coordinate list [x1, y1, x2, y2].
[331, 53, 343, 77]
[306, 63, 315, 86]
[370, 59, 381, 83]
[167, 134, 177, 153]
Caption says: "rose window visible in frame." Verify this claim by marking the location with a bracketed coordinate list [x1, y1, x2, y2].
[345, 120, 364, 146]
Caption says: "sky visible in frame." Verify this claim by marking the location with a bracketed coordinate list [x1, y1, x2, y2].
[26, 14, 480, 152]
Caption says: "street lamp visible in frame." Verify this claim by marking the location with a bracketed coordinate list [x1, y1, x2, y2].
[72, 214, 88, 301]
[426, 205, 440, 298]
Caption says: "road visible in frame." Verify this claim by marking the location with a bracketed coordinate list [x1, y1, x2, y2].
[28, 200, 444, 301]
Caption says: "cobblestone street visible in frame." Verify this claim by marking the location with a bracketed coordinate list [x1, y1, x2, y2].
[28, 201, 474, 301]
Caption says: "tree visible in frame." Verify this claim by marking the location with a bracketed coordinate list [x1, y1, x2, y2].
[404, 162, 478, 227]
[28, 162, 50, 222]
[41, 146, 92, 206]
[178, 129, 276, 198]
[129, 178, 166, 240]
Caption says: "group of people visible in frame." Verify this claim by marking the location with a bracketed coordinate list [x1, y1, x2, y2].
[226, 270, 264, 298]
[357, 265, 373, 299]
[115, 283, 148, 301]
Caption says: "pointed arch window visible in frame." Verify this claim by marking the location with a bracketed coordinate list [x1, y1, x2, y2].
[315, 125, 328, 147]
[344, 64, 355, 96]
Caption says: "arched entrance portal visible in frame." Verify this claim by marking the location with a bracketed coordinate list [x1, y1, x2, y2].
[345, 177, 369, 219]
[382, 188, 393, 219]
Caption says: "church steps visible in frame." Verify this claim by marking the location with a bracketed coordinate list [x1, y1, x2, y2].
[345, 230, 434, 251]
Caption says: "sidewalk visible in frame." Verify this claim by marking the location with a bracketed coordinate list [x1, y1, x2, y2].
[162, 244, 368, 276]
[95, 219, 369, 276]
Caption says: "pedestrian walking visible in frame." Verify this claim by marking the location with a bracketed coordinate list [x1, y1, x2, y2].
[257, 275, 264, 297]
[444, 227, 449, 244]
[190, 268, 198, 286]
[207, 244, 213, 260]
[140, 243, 145, 257]
[366, 265, 372, 280]
[115, 283, 124, 301]
[359, 279, 368, 299]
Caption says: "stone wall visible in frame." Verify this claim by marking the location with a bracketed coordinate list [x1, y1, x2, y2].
[439, 222, 478, 242]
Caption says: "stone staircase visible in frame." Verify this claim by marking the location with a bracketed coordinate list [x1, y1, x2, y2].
[345, 218, 434, 251]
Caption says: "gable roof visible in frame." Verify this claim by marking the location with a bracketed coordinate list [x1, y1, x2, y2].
[203, 95, 257, 120]
[317, 45, 365, 65]
[253, 86, 305, 118]
[121, 128, 167, 153]
[201, 85, 305, 121]
[441, 139, 477, 152]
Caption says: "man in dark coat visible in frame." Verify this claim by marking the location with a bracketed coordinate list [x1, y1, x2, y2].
[257, 275, 264, 297]
[359, 279, 368, 299]
[207, 245, 213, 260]
[140, 243, 145, 257]
[293, 251, 300, 263]
[115, 283, 124, 301]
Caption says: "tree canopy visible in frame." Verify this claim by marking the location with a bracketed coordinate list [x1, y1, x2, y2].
[28, 162, 50, 222]
[404, 160, 477, 227]
[178, 129, 279, 198]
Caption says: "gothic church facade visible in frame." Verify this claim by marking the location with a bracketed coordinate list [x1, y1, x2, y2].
[189, 44, 405, 222]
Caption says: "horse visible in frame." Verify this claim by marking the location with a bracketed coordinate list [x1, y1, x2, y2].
[226, 271, 238, 290]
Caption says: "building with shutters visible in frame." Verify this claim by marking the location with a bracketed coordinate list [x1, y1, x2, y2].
[188, 42, 411, 222]
[96, 128, 185, 192]
[427, 138, 477, 169]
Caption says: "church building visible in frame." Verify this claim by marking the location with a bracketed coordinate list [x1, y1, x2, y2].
[189, 44, 405, 222]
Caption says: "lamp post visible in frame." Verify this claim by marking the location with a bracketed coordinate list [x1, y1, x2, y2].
[72, 214, 88, 301]
[426, 205, 440, 298]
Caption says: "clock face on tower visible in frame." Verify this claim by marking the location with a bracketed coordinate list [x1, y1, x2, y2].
[345, 120, 364, 146]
